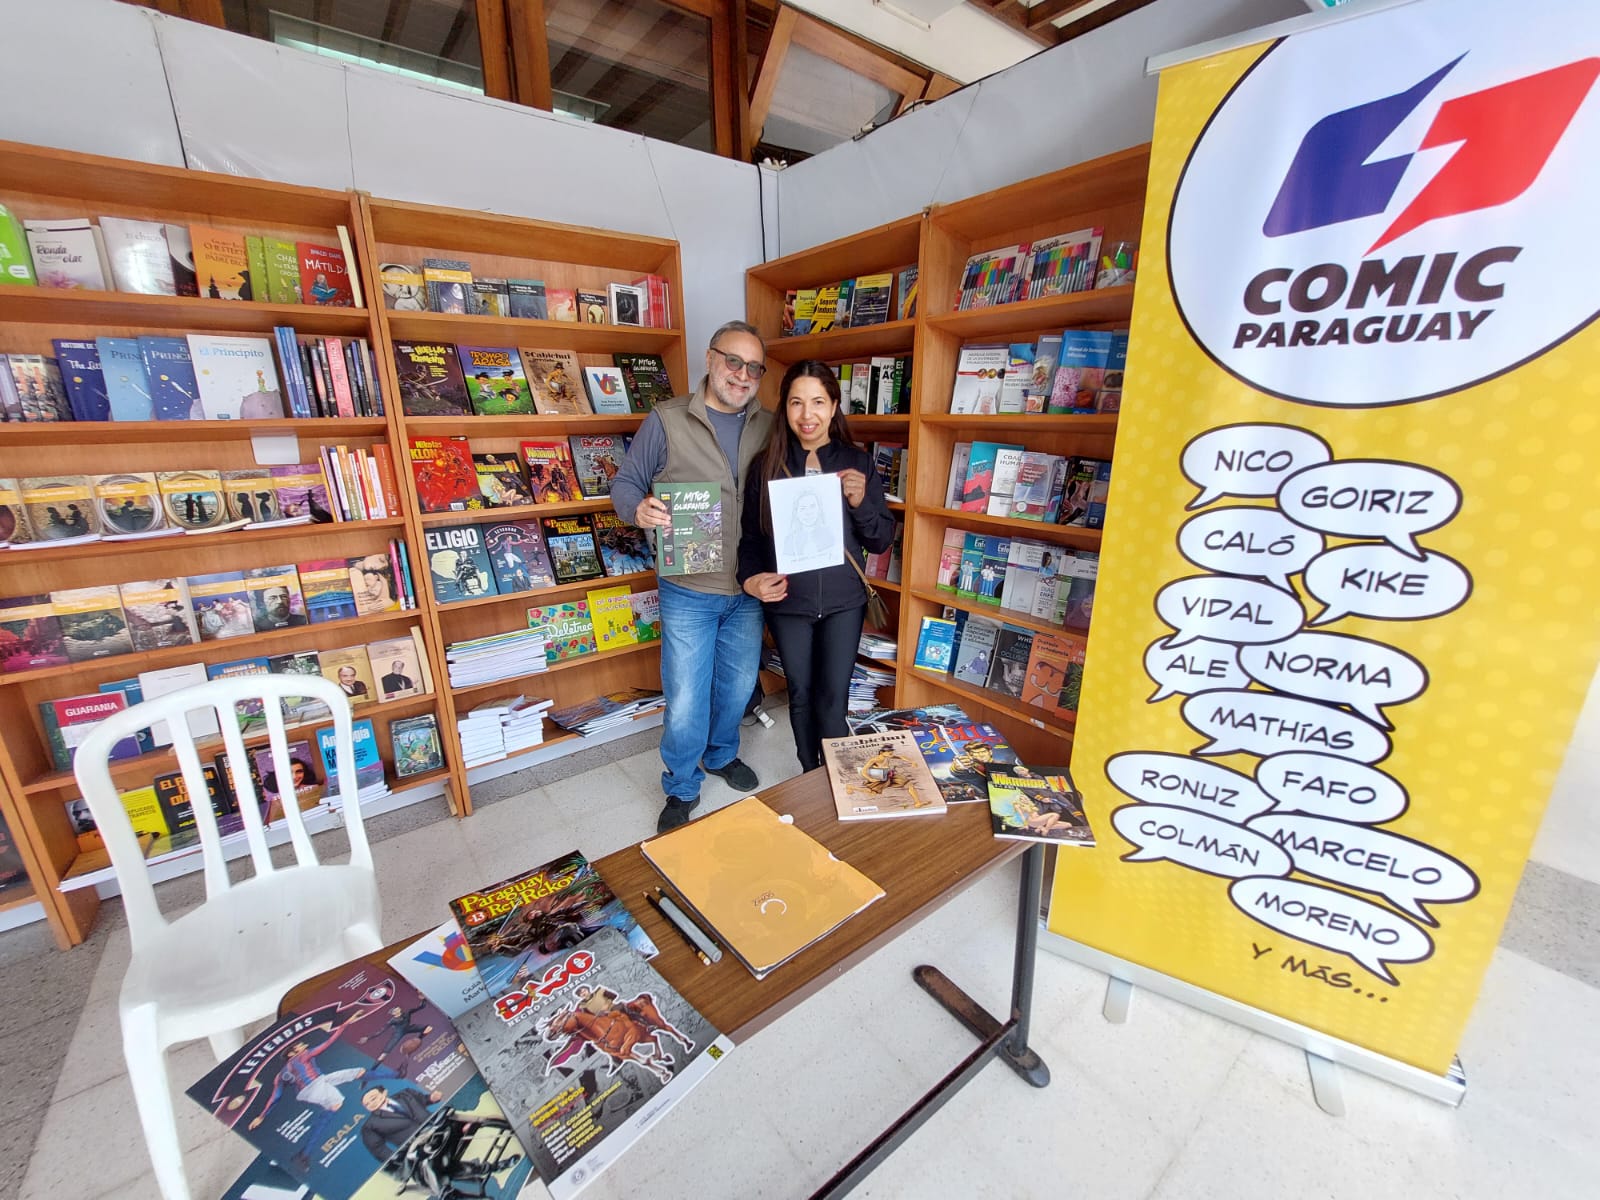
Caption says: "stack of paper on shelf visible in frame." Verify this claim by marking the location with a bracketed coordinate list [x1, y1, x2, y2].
[848, 662, 895, 711]
[858, 630, 898, 661]
[546, 686, 664, 736]
[458, 693, 554, 766]
[444, 627, 547, 688]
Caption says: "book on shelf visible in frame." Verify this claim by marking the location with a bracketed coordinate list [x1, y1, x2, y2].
[949, 344, 1008, 415]
[408, 435, 484, 513]
[607, 280, 646, 326]
[519, 440, 585, 504]
[999, 343, 1035, 414]
[151, 470, 222, 531]
[525, 599, 597, 663]
[97, 217, 176, 295]
[367, 630, 431, 700]
[951, 613, 1002, 687]
[206, 657, 270, 734]
[39, 692, 140, 771]
[987, 625, 1035, 699]
[577, 288, 608, 324]
[0, 595, 67, 672]
[423, 523, 497, 604]
[182, 571, 253, 641]
[1026, 333, 1062, 414]
[95, 337, 154, 420]
[473, 452, 534, 507]
[317, 644, 377, 706]
[295, 557, 358, 623]
[390, 712, 444, 777]
[641, 794, 884, 979]
[546, 287, 578, 323]
[118, 578, 199, 651]
[261, 237, 301, 303]
[484, 519, 556, 594]
[587, 584, 639, 650]
[448, 850, 657, 996]
[459, 345, 534, 415]
[539, 514, 605, 584]
[822, 730, 946, 821]
[467, 276, 510, 316]
[612, 352, 672, 412]
[934, 527, 966, 591]
[51, 340, 111, 421]
[569, 434, 631, 498]
[1059, 457, 1111, 529]
[138, 336, 200, 421]
[0, 204, 36, 285]
[20, 475, 99, 541]
[1051, 330, 1116, 414]
[582, 364, 632, 414]
[378, 261, 425, 310]
[632, 272, 672, 327]
[265, 649, 332, 725]
[162, 224, 198, 296]
[1021, 631, 1081, 716]
[958, 441, 1024, 513]
[592, 510, 654, 576]
[348, 551, 402, 616]
[989, 767, 1094, 846]
[985, 446, 1026, 517]
[507, 278, 546, 318]
[521, 349, 591, 416]
[186, 335, 284, 420]
[188, 224, 248, 300]
[218, 469, 278, 525]
[316, 717, 386, 795]
[2, 355, 70, 423]
[652, 482, 722, 577]
[454, 926, 725, 1200]
[912, 616, 957, 673]
[0, 479, 29, 546]
[270, 463, 335, 524]
[23, 217, 110, 290]
[53, 584, 133, 662]
[630, 588, 661, 643]
[393, 342, 471, 416]
[138, 661, 221, 744]
[1098, 331, 1128, 412]
[296, 240, 353, 306]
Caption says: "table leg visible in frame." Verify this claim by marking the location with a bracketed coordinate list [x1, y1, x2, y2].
[808, 847, 1052, 1199]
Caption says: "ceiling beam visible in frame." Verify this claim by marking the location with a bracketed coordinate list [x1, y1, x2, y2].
[505, 0, 554, 109]
[747, 4, 797, 139]
[790, 11, 924, 100]
[1022, 0, 1098, 30]
[1053, 0, 1162, 42]
[972, 0, 1058, 49]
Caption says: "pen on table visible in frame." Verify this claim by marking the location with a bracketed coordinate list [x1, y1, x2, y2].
[644, 892, 712, 966]
[652, 888, 724, 965]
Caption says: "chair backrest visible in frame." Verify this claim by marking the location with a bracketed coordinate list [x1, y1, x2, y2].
[74, 674, 374, 952]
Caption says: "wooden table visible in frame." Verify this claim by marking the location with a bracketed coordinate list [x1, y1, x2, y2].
[596, 769, 1052, 1197]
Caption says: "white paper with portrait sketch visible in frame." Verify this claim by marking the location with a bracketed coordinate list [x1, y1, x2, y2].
[769, 473, 845, 575]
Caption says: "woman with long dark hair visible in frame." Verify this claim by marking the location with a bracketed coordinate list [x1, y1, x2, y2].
[737, 360, 896, 771]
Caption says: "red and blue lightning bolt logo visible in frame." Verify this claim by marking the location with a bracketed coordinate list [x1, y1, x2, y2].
[1265, 55, 1600, 252]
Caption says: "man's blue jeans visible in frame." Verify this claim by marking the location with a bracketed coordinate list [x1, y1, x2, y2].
[657, 577, 764, 801]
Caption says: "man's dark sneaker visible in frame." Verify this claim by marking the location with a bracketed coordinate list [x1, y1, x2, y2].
[703, 758, 759, 792]
[657, 796, 700, 833]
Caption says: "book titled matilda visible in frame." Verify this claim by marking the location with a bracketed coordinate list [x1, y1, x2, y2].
[821, 730, 947, 821]
[652, 482, 722, 577]
[453, 927, 731, 1200]
[448, 850, 658, 999]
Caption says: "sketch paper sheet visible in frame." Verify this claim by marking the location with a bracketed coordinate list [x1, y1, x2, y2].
[768, 473, 844, 575]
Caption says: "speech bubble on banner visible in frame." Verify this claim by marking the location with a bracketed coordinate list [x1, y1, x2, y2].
[1112, 804, 1292, 879]
[1238, 631, 1428, 728]
[1106, 752, 1274, 821]
[1181, 424, 1333, 509]
[1144, 636, 1249, 702]
[1154, 575, 1305, 648]
[1182, 688, 1391, 763]
[1245, 812, 1480, 925]
[1177, 506, 1325, 592]
[1303, 543, 1472, 625]
[1277, 460, 1462, 560]
[1256, 752, 1409, 824]
[1229, 876, 1433, 984]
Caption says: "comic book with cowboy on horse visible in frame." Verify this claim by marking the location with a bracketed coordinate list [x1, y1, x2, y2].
[454, 927, 733, 1199]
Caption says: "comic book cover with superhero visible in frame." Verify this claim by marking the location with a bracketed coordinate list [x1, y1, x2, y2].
[186, 966, 478, 1200]
[448, 850, 659, 1000]
[218, 1075, 534, 1200]
[454, 928, 732, 1199]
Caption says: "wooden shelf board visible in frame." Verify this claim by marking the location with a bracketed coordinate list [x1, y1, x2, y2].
[418, 497, 618, 527]
[403, 413, 645, 438]
[887, 499, 906, 512]
[746, 215, 923, 291]
[766, 319, 916, 363]
[5, 516, 405, 565]
[0, 285, 371, 335]
[926, 286, 1134, 339]
[918, 412, 1118, 434]
[928, 145, 1152, 242]
[905, 667, 1077, 738]
[435, 570, 656, 615]
[845, 414, 912, 431]
[0, 608, 424, 689]
[916, 506, 1105, 546]
[0, 886, 39, 914]
[859, 653, 899, 670]
[865, 577, 901, 593]
[449, 637, 660, 698]
[21, 692, 442, 795]
[0, 417, 388, 447]
[386, 311, 678, 353]
[907, 586, 1090, 643]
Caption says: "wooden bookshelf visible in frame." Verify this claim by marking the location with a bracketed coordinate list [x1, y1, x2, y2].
[361, 193, 686, 817]
[746, 144, 1149, 769]
[0, 141, 690, 945]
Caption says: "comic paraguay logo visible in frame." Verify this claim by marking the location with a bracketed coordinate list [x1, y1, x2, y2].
[1168, 30, 1600, 407]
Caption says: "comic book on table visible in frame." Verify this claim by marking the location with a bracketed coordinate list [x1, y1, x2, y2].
[821, 730, 947, 821]
[448, 849, 659, 1000]
[987, 765, 1095, 847]
[454, 927, 732, 1200]
[186, 964, 494, 1200]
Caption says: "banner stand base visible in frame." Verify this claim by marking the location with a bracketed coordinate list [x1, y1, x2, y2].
[1042, 930, 1466, 1110]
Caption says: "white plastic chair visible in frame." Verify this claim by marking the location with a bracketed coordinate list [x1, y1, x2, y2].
[74, 674, 383, 1200]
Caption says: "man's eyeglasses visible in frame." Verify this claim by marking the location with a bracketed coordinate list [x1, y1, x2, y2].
[710, 347, 767, 380]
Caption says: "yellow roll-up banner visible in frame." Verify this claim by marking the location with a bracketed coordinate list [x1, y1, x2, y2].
[1053, 0, 1600, 1073]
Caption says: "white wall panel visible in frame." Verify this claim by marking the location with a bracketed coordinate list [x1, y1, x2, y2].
[0, 0, 181, 166]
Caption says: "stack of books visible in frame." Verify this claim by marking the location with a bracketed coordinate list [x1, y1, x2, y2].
[444, 627, 547, 689]
[848, 662, 895, 712]
[858, 631, 898, 662]
[547, 687, 664, 736]
[458, 694, 553, 766]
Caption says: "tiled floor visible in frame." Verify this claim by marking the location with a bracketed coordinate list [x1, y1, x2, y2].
[2, 701, 1597, 1200]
